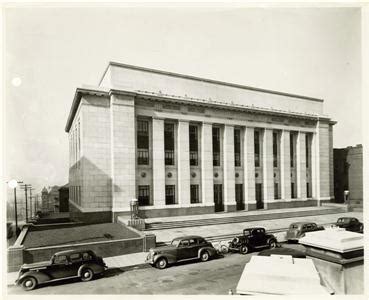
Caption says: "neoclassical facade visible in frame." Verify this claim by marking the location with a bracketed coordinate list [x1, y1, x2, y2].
[66, 62, 335, 223]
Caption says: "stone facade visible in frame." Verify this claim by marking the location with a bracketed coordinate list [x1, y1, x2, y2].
[66, 62, 335, 222]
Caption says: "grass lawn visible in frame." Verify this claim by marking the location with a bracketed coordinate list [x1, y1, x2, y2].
[22, 223, 141, 248]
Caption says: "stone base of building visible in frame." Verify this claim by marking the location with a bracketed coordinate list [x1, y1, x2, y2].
[69, 203, 112, 224]
[224, 204, 237, 212]
[266, 199, 318, 209]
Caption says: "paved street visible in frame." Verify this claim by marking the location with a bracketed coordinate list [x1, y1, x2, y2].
[8, 250, 261, 295]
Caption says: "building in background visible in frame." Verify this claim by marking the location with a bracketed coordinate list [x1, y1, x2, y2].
[58, 184, 70, 212]
[41, 186, 60, 213]
[334, 144, 363, 211]
[66, 62, 335, 223]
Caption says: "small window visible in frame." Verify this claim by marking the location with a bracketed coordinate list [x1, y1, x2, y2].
[180, 240, 189, 247]
[70, 253, 81, 262]
[82, 252, 93, 260]
[54, 255, 68, 264]
[189, 239, 196, 245]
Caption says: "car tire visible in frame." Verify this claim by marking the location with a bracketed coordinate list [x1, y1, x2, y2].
[200, 251, 210, 262]
[21, 276, 37, 291]
[81, 268, 94, 282]
[220, 245, 229, 254]
[155, 257, 168, 269]
[240, 245, 249, 255]
[269, 239, 277, 249]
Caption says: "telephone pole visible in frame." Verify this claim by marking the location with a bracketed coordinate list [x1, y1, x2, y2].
[20, 184, 32, 223]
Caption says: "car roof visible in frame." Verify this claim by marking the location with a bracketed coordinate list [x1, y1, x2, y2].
[244, 227, 265, 231]
[54, 249, 93, 256]
[290, 222, 315, 226]
[172, 235, 204, 241]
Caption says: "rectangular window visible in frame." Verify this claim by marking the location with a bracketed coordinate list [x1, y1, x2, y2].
[137, 120, 149, 165]
[138, 185, 150, 206]
[165, 185, 176, 205]
[235, 184, 244, 210]
[274, 183, 279, 199]
[254, 131, 260, 167]
[213, 127, 220, 166]
[234, 129, 241, 167]
[306, 134, 310, 168]
[273, 132, 278, 168]
[189, 125, 199, 166]
[164, 123, 175, 165]
[190, 185, 200, 204]
[291, 182, 295, 199]
[290, 133, 294, 168]
[306, 182, 310, 198]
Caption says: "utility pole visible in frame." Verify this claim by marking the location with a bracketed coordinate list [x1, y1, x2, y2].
[7, 180, 23, 237]
[20, 184, 32, 223]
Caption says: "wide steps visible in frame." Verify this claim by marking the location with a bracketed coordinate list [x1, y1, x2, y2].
[144, 207, 346, 230]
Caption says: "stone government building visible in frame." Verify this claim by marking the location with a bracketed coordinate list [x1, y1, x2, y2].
[65, 62, 335, 223]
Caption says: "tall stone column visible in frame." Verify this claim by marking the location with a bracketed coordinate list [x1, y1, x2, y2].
[262, 128, 274, 205]
[296, 131, 307, 199]
[201, 122, 214, 206]
[311, 130, 320, 201]
[281, 130, 291, 200]
[177, 120, 191, 206]
[244, 127, 256, 210]
[223, 124, 236, 212]
[152, 118, 165, 207]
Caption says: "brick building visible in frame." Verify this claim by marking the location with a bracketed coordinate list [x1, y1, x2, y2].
[65, 62, 335, 223]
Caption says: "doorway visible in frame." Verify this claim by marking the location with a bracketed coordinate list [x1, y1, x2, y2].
[214, 184, 224, 212]
[236, 184, 244, 210]
[255, 183, 264, 209]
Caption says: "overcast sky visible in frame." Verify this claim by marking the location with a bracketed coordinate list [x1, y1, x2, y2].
[4, 5, 362, 195]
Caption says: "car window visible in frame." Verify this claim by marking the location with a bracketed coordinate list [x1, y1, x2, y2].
[290, 224, 299, 229]
[189, 239, 197, 245]
[180, 240, 190, 247]
[243, 230, 251, 236]
[70, 253, 82, 262]
[54, 255, 68, 264]
[197, 238, 205, 244]
[82, 252, 93, 260]
[171, 239, 180, 247]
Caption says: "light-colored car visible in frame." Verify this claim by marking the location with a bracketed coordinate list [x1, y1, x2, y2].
[286, 222, 324, 242]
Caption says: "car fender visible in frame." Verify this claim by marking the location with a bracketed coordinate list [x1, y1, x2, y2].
[153, 254, 176, 264]
[17, 270, 51, 284]
[77, 263, 104, 277]
[198, 247, 216, 258]
[266, 237, 276, 244]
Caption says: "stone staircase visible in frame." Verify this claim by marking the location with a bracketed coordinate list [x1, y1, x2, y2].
[144, 206, 347, 231]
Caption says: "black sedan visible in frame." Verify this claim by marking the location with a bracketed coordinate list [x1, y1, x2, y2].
[334, 217, 363, 233]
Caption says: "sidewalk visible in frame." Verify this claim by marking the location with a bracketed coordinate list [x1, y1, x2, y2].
[7, 210, 362, 287]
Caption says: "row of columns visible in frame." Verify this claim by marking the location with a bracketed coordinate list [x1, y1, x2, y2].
[151, 117, 317, 209]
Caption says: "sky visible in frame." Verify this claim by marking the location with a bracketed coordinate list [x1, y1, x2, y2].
[3, 5, 362, 198]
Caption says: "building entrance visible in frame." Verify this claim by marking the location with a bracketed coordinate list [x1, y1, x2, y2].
[256, 183, 264, 209]
[214, 184, 224, 212]
[236, 184, 244, 210]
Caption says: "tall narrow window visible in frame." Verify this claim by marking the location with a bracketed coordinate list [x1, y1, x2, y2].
[190, 185, 200, 203]
[306, 134, 310, 168]
[291, 182, 295, 199]
[234, 129, 241, 167]
[189, 125, 198, 166]
[213, 127, 220, 166]
[165, 185, 176, 205]
[138, 185, 150, 206]
[164, 123, 175, 165]
[137, 120, 149, 165]
[273, 132, 278, 167]
[306, 182, 310, 198]
[274, 183, 279, 199]
[290, 133, 294, 168]
[254, 131, 260, 167]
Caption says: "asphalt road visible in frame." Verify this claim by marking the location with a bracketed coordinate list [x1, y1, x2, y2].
[8, 250, 261, 295]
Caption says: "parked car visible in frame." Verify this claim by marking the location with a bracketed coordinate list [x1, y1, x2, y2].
[146, 235, 217, 269]
[228, 227, 277, 254]
[334, 217, 363, 233]
[15, 249, 107, 291]
[286, 222, 325, 242]
[258, 246, 306, 258]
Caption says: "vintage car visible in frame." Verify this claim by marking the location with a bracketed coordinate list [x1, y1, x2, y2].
[286, 222, 325, 242]
[334, 217, 363, 233]
[258, 246, 306, 258]
[146, 235, 217, 269]
[15, 249, 107, 291]
[228, 227, 277, 254]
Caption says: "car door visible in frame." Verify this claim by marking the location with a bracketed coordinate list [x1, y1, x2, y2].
[68, 252, 84, 276]
[250, 229, 262, 247]
[187, 238, 200, 259]
[47, 254, 75, 279]
[177, 239, 191, 260]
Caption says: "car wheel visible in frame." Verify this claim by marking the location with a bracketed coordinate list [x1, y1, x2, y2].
[200, 251, 210, 262]
[220, 245, 229, 254]
[21, 276, 37, 291]
[269, 239, 277, 249]
[81, 268, 94, 282]
[240, 245, 249, 254]
[155, 257, 168, 269]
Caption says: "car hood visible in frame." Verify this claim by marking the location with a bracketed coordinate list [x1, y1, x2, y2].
[22, 260, 52, 269]
[150, 245, 177, 252]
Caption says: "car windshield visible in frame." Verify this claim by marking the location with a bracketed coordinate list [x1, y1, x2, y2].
[171, 239, 180, 247]
[337, 218, 349, 223]
[290, 224, 299, 229]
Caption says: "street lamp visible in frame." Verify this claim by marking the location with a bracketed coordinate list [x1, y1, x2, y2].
[7, 179, 23, 237]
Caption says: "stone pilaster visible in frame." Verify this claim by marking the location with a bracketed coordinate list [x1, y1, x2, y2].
[223, 124, 236, 212]
[201, 122, 214, 206]
[177, 120, 191, 206]
[281, 130, 291, 200]
[262, 128, 274, 205]
[111, 94, 136, 215]
[152, 118, 165, 207]
[244, 127, 256, 210]
[299, 132, 307, 199]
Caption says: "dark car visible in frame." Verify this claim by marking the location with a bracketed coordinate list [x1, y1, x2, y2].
[286, 222, 325, 242]
[334, 217, 363, 233]
[228, 227, 277, 254]
[258, 246, 306, 258]
[146, 235, 217, 269]
[15, 249, 107, 291]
